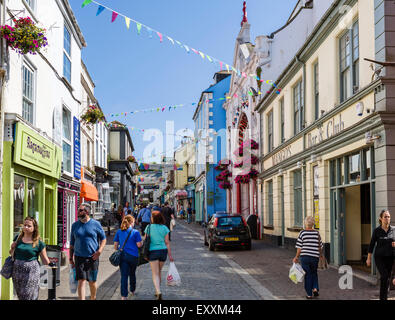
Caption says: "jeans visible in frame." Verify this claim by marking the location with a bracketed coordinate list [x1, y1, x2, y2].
[120, 252, 138, 297]
[187, 214, 192, 224]
[300, 255, 319, 297]
[374, 255, 393, 300]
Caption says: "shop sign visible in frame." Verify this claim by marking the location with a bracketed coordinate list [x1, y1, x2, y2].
[307, 114, 345, 149]
[73, 117, 81, 180]
[14, 122, 62, 179]
[272, 145, 292, 166]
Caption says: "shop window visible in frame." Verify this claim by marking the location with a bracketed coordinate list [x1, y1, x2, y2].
[365, 149, 371, 179]
[349, 152, 360, 183]
[14, 175, 25, 239]
[27, 179, 39, 219]
[293, 170, 303, 227]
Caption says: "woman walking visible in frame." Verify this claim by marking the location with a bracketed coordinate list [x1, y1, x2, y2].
[366, 209, 395, 300]
[144, 207, 174, 300]
[9, 216, 52, 300]
[293, 216, 323, 299]
[113, 215, 143, 300]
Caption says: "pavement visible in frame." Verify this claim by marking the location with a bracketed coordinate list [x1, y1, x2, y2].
[37, 218, 393, 301]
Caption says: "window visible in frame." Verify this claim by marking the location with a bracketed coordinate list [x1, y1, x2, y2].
[24, 0, 35, 11]
[63, 26, 71, 83]
[22, 64, 35, 124]
[293, 80, 304, 135]
[267, 181, 273, 226]
[87, 140, 91, 168]
[62, 107, 72, 173]
[340, 21, 359, 102]
[280, 98, 285, 143]
[313, 63, 319, 120]
[349, 152, 360, 183]
[267, 110, 273, 152]
[293, 170, 303, 226]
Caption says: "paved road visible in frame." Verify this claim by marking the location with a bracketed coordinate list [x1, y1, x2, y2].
[38, 219, 392, 300]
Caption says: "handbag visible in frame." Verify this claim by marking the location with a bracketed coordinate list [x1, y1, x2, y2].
[141, 224, 151, 262]
[109, 228, 133, 267]
[317, 233, 328, 270]
[1, 256, 14, 279]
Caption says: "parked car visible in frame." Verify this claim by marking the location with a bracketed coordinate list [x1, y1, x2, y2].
[203, 213, 251, 251]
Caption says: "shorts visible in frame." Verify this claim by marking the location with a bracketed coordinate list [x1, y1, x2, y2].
[148, 249, 168, 262]
[75, 256, 99, 282]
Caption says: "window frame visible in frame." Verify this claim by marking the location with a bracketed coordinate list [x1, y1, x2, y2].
[313, 62, 319, 120]
[24, 0, 35, 11]
[280, 98, 285, 143]
[22, 62, 36, 124]
[62, 106, 72, 174]
[63, 25, 72, 84]
[293, 80, 304, 135]
[267, 180, 274, 226]
[293, 169, 303, 227]
[267, 110, 273, 153]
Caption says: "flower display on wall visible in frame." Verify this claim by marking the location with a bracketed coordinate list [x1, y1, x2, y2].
[81, 105, 105, 125]
[219, 181, 232, 189]
[0, 17, 48, 55]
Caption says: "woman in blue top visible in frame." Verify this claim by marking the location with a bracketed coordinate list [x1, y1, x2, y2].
[144, 208, 174, 300]
[114, 215, 143, 300]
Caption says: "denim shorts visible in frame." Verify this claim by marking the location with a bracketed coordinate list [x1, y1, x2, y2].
[148, 249, 168, 262]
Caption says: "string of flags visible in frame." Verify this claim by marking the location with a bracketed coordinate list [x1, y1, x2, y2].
[81, 0, 281, 95]
[105, 90, 264, 118]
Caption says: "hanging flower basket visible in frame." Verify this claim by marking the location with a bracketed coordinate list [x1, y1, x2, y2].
[81, 105, 105, 125]
[0, 17, 48, 55]
[233, 146, 244, 157]
[215, 175, 224, 182]
[242, 139, 259, 150]
[248, 169, 260, 179]
[219, 181, 232, 189]
[234, 174, 250, 184]
[127, 155, 137, 163]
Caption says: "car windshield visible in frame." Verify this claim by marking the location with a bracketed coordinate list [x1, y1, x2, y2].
[217, 217, 243, 227]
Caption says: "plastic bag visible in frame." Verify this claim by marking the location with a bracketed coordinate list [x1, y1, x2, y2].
[289, 263, 305, 284]
[166, 262, 181, 286]
[69, 265, 78, 294]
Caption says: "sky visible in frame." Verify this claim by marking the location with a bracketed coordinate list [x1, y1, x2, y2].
[69, 0, 296, 163]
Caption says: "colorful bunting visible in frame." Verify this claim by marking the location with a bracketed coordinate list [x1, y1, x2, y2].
[136, 23, 142, 34]
[81, 0, 92, 8]
[111, 12, 118, 23]
[125, 17, 131, 29]
[96, 5, 105, 16]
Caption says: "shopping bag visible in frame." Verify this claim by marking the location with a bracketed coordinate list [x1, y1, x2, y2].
[69, 265, 78, 294]
[166, 262, 181, 286]
[170, 219, 176, 231]
[137, 246, 149, 266]
[0, 256, 14, 280]
[318, 255, 328, 270]
[289, 263, 305, 284]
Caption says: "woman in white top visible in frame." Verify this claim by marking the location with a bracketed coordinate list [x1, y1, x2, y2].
[293, 216, 323, 299]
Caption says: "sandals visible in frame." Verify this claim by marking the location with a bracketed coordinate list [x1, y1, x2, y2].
[313, 290, 319, 297]
[155, 293, 163, 300]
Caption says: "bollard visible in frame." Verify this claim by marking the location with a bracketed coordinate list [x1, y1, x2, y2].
[47, 265, 58, 300]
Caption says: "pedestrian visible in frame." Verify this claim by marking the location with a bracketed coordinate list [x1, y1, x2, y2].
[137, 204, 152, 236]
[366, 209, 395, 300]
[187, 205, 193, 224]
[179, 206, 185, 219]
[9, 216, 54, 300]
[69, 203, 107, 300]
[127, 209, 132, 216]
[293, 216, 323, 299]
[162, 202, 175, 241]
[144, 208, 174, 300]
[123, 201, 132, 217]
[114, 215, 143, 300]
[116, 205, 124, 227]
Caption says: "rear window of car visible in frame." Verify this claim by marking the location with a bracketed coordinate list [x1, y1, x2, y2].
[217, 217, 243, 227]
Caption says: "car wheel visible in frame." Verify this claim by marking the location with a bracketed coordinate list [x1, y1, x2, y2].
[209, 238, 215, 251]
[204, 232, 208, 246]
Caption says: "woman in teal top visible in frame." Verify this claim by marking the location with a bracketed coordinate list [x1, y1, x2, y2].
[9, 217, 52, 300]
[144, 208, 174, 300]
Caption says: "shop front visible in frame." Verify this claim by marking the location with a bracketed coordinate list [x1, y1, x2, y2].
[2, 120, 62, 300]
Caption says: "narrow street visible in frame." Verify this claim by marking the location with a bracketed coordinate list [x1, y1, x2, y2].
[39, 219, 387, 301]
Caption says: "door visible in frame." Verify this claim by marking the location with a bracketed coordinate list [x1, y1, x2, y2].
[240, 183, 250, 219]
[45, 189, 53, 245]
[332, 188, 346, 266]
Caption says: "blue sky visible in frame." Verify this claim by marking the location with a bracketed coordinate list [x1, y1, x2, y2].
[70, 0, 296, 163]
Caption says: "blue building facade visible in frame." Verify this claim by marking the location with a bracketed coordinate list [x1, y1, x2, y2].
[193, 71, 231, 222]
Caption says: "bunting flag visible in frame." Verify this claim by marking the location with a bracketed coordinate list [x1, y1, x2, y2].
[82, 0, 281, 94]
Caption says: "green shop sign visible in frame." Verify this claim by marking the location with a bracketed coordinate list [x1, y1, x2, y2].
[14, 122, 62, 179]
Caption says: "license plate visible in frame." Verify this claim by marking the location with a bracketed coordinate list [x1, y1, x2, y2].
[225, 237, 239, 241]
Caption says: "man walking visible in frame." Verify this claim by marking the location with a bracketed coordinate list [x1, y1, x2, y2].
[162, 202, 175, 241]
[69, 203, 107, 300]
[123, 201, 132, 217]
[187, 205, 193, 224]
[137, 205, 152, 236]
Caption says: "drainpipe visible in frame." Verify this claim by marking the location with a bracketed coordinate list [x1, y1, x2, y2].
[0, 0, 7, 293]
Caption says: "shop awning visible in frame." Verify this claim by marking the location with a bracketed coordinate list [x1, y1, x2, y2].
[175, 190, 188, 198]
[80, 181, 99, 202]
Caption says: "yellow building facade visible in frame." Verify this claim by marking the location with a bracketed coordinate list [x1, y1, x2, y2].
[256, 0, 393, 273]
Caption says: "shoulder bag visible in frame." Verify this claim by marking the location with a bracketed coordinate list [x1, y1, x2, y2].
[0, 236, 20, 279]
[317, 232, 328, 270]
[138, 224, 151, 266]
[109, 229, 133, 267]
